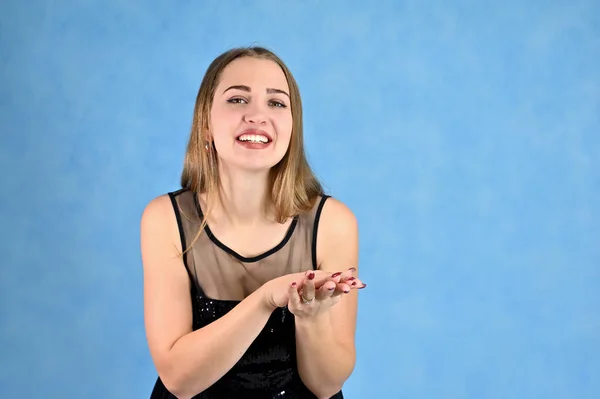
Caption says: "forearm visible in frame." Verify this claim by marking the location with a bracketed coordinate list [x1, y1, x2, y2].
[164, 290, 274, 398]
[295, 313, 355, 398]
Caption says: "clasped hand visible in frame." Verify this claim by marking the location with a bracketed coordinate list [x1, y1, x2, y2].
[287, 269, 366, 318]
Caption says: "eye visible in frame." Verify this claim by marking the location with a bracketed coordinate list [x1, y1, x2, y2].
[269, 100, 287, 108]
[227, 97, 247, 104]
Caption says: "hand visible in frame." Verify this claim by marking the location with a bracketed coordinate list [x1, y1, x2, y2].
[260, 270, 336, 310]
[287, 268, 366, 319]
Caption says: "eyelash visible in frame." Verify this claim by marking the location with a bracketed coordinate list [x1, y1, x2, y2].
[227, 97, 287, 108]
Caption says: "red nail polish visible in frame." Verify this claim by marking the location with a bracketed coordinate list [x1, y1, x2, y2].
[328, 286, 335, 291]
[308, 272, 315, 280]
[351, 281, 357, 286]
[347, 277, 356, 281]
[343, 289, 350, 293]
[331, 272, 341, 278]
[291, 282, 297, 287]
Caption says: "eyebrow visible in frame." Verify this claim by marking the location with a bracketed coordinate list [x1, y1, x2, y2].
[222, 85, 290, 98]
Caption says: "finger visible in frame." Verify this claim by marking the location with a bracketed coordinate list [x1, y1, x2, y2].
[301, 270, 316, 302]
[331, 282, 352, 298]
[329, 271, 344, 284]
[344, 277, 366, 289]
[337, 267, 357, 280]
[315, 280, 337, 300]
[288, 281, 302, 308]
[315, 271, 345, 289]
[311, 271, 337, 288]
[310, 269, 361, 289]
[351, 279, 367, 289]
[331, 267, 357, 283]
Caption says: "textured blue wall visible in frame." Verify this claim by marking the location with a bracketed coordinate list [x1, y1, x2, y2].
[1, 1, 598, 398]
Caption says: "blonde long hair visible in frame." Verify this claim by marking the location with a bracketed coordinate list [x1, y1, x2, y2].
[179, 46, 323, 250]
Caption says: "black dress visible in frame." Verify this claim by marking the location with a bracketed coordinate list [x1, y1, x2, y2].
[149, 189, 344, 399]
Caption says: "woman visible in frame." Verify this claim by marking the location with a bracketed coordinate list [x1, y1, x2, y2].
[141, 46, 366, 399]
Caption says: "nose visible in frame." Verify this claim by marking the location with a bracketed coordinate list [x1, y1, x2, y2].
[243, 102, 267, 125]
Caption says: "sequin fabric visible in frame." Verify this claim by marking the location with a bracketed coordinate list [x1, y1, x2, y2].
[192, 294, 298, 393]
[150, 291, 343, 398]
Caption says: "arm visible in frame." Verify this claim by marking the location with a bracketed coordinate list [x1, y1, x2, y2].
[141, 195, 276, 399]
[295, 198, 360, 398]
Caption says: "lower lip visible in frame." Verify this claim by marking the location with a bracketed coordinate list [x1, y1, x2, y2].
[236, 140, 272, 150]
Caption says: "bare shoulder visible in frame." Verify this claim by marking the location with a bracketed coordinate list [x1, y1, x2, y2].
[140, 194, 180, 247]
[316, 197, 359, 271]
[319, 197, 358, 234]
[141, 194, 175, 228]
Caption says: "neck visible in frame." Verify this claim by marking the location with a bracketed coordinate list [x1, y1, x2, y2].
[213, 164, 273, 226]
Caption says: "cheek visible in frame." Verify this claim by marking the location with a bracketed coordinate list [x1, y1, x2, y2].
[276, 114, 294, 141]
[209, 108, 234, 137]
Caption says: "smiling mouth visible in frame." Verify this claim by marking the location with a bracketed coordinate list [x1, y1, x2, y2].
[236, 133, 271, 144]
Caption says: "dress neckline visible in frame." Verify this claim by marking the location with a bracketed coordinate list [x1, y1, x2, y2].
[192, 192, 298, 263]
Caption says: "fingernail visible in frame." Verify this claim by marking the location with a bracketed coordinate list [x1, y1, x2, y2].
[348, 267, 356, 272]
[358, 284, 366, 289]
[308, 272, 315, 280]
[343, 289, 350, 294]
[291, 282, 297, 287]
[331, 272, 341, 278]
[351, 281, 357, 286]
[347, 277, 356, 281]
[328, 286, 335, 291]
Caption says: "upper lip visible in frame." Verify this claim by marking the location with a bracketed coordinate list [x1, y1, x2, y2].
[236, 128, 273, 142]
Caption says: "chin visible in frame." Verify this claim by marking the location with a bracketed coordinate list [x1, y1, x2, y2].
[243, 161, 280, 173]
[222, 158, 282, 174]
[219, 149, 287, 174]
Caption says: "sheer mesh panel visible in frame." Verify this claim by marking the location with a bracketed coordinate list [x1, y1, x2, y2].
[170, 189, 324, 301]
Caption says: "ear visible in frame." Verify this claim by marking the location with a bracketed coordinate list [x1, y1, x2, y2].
[202, 117, 213, 142]
[204, 132, 216, 153]
[203, 129, 213, 143]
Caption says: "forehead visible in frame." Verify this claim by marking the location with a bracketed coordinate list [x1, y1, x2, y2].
[217, 57, 290, 92]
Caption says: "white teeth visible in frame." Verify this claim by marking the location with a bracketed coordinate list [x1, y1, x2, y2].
[238, 134, 269, 143]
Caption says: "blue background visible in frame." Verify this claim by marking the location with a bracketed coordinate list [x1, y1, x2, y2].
[1, 0, 599, 398]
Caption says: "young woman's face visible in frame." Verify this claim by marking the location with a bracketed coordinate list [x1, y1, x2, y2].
[210, 56, 293, 172]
